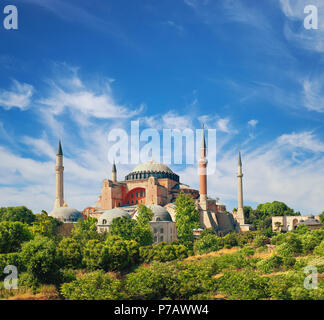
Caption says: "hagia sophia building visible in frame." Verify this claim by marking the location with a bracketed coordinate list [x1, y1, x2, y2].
[49, 126, 251, 243]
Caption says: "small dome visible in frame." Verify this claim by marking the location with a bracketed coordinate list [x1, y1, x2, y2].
[131, 160, 174, 174]
[49, 206, 83, 223]
[146, 204, 173, 222]
[97, 208, 130, 226]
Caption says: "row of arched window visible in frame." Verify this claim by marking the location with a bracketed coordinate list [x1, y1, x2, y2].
[125, 171, 179, 182]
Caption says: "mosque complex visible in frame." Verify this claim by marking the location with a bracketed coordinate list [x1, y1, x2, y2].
[49, 126, 252, 243]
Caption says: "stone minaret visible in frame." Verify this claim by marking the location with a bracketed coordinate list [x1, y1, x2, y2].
[236, 150, 245, 225]
[54, 140, 64, 209]
[112, 161, 117, 183]
[199, 125, 208, 211]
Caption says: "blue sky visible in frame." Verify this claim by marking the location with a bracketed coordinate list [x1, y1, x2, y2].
[1, 0, 324, 215]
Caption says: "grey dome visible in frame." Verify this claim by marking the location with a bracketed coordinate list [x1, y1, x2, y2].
[49, 206, 83, 223]
[146, 204, 173, 222]
[97, 208, 130, 226]
[125, 160, 180, 182]
[131, 160, 174, 174]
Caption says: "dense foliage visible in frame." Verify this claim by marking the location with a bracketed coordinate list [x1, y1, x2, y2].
[175, 194, 200, 247]
[1, 204, 324, 301]
[241, 201, 300, 233]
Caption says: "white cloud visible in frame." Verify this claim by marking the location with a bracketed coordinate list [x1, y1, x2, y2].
[178, 130, 324, 214]
[0, 80, 34, 110]
[303, 78, 324, 112]
[143, 111, 193, 130]
[248, 119, 258, 127]
[277, 131, 324, 153]
[40, 81, 141, 122]
[165, 21, 184, 34]
[216, 118, 232, 133]
[279, 0, 324, 53]
[22, 136, 56, 159]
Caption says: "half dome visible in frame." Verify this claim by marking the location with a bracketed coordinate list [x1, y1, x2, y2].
[97, 208, 131, 226]
[146, 204, 173, 222]
[49, 206, 83, 223]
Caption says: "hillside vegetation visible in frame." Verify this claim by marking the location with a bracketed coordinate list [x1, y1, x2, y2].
[1, 202, 324, 300]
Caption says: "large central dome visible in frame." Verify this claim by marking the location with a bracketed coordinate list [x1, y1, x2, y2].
[125, 160, 179, 182]
[131, 160, 173, 174]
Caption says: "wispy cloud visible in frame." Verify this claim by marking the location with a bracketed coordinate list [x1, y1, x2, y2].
[38, 64, 142, 127]
[279, 0, 324, 53]
[179, 130, 324, 214]
[0, 80, 34, 110]
[303, 77, 324, 112]
[17, 0, 128, 42]
[165, 20, 185, 35]
[277, 131, 324, 153]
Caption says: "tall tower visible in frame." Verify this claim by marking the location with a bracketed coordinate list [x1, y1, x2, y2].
[236, 149, 245, 225]
[54, 140, 64, 209]
[199, 125, 208, 211]
[112, 161, 117, 183]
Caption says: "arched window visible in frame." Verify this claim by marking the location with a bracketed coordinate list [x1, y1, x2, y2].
[102, 219, 107, 225]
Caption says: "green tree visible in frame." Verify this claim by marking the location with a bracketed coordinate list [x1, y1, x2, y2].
[194, 234, 220, 255]
[110, 205, 153, 246]
[256, 201, 297, 217]
[104, 236, 130, 270]
[314, 240, 324, 256]
[82, 240, 107, 271]
[57, 237, 83, 269]
[110, 217, 136, 241]
[133, 204, 154, 246]
[319, 212, 324, 225]
[0, 221, 33, 253]
[175, 193, 200, 247]
[20, 236, 61, 284]
[71, 217, 101, 243]
[0, 206, 35, 225]
[31, 211, 62, 238]
[60, 270, 124, 300]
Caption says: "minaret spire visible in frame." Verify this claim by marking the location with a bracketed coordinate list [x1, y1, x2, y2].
[112, 160, 117, 183]
[199, 124, 208, 211]
[236, 149, 245, 225]
[54, 140, 64, 208]
[57, 140, 63, 156]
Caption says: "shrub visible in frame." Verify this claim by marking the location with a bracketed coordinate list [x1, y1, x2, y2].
[194, 234, 220, 255]
[20, 236, 61, 284]
[0, 221, 33, 253]
[301, 233, 322, 254]
[276, 243, 295, 258]
[252, 235, 268, 248]
[125, 260, 216, 300]
[61, 270, 124, 300]
[139, 243, 188, 263]
[256, 255, 283, 274]
[57, 238, 82, 269]
[314, 241, 324, 256]
[240, 246, 255, 257]
[217, 270, 269, 300]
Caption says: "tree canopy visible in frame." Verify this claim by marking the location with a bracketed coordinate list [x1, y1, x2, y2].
[175, 193, 200, 247]
[0, 206, 35, 225]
